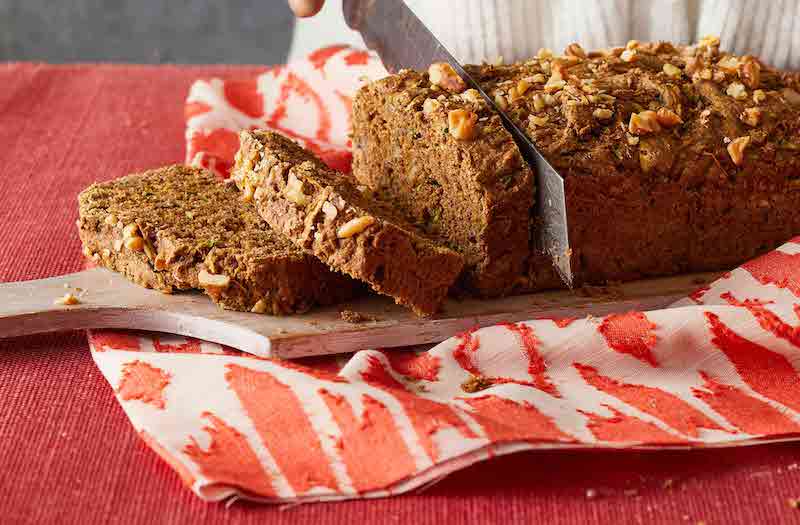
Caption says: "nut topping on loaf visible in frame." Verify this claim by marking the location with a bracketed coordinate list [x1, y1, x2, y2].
[352, 38, 800, 294]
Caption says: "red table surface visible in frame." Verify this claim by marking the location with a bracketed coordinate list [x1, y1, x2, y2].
[1, 62, 800, 525]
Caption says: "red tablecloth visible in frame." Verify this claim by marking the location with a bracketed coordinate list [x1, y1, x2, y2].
[2, 62, 800, 524]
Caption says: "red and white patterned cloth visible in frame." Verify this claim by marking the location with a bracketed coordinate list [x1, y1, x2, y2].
[87, 47, 800, 504]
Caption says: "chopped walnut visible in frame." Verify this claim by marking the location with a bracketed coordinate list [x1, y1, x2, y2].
[543, 93, 557, 106]
[241, 182, 255, 202]
[662, 63, 682, 79]
[726, 82, 748, 100]
[713, 70, 727, 83]
[250, 298, 268, 314]
[628, 110, 662, 135]
[427, 62, 466, 93]
[461, 374, 493, 393]
[460, 88, 482, 104]
[593, 108, 613, 121]
[626, 134, 640, 146]
[740, 107, 762, 127]
[699, 35, 721, 48]
[422, 97, 442, 116]
[656, 107, 683, 127]
[124, 237, 144, 252]
[716, 56, 740, 73]
[321, 201, 338, 222]
[537, 48, 553, 59]
[698, 68, 713, 80]
[565, 43, 586, 59]
[727, 136, 751, 166]
[544, 71, 566, 92]
[494, 93, 509, 110]
[283, 172, 310, 206]
[620, 49, 637, 63]
[122, 223, 140, 239]
[739, 57, 761, 89]
[753, 89, 767, 103]
[529, 114, 550, 127]
[531, 73, 546, 83]
[448, 108, 479, 140]
[515, 79, 531, 97]
[198, 270, 231, 290]
[55, 293, 80, 306]
[337, 216, 376, 238]
[626, 40, 640, 50]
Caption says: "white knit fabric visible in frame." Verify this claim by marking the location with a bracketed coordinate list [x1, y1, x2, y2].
[289, 0, 800, 70]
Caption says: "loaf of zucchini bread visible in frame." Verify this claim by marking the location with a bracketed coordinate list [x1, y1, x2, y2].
[78, 166, 360, 314]
[232, 130, 465, 316]
[352, 38, 800, 293]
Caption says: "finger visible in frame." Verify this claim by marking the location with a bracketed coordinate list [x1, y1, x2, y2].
[288, 0, 325, 17]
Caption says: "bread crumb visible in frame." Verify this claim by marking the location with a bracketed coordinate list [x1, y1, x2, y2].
[55, 293, 80, 306]
[576, 284, 624, 300]
[461, 374, 493, 393]
[339, 309, 380, 324]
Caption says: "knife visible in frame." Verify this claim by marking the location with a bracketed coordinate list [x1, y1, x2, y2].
[343, 0, 574, 288]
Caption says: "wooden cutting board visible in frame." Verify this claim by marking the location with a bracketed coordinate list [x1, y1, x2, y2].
[0, 267, 716, 359]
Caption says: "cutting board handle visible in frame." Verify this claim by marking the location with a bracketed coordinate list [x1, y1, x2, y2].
[0, 270, 122, 338]
[0, 268, 274, 356]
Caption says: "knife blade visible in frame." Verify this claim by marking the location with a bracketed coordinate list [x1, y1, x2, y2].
[343, 0, 574, 288]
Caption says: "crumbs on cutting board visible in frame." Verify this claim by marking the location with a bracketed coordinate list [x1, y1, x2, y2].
[54, 293, 81, 306]
[339, 309, 380, 324]
[575, 282, 625, 300]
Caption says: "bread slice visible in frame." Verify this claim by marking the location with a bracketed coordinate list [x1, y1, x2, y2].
[232, 130, 465, 316]
[352, 70, 536, 296]
[77, 165, 360, 314]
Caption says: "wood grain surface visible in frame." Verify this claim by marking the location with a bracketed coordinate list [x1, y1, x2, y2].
[0, 267, 717, 359]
